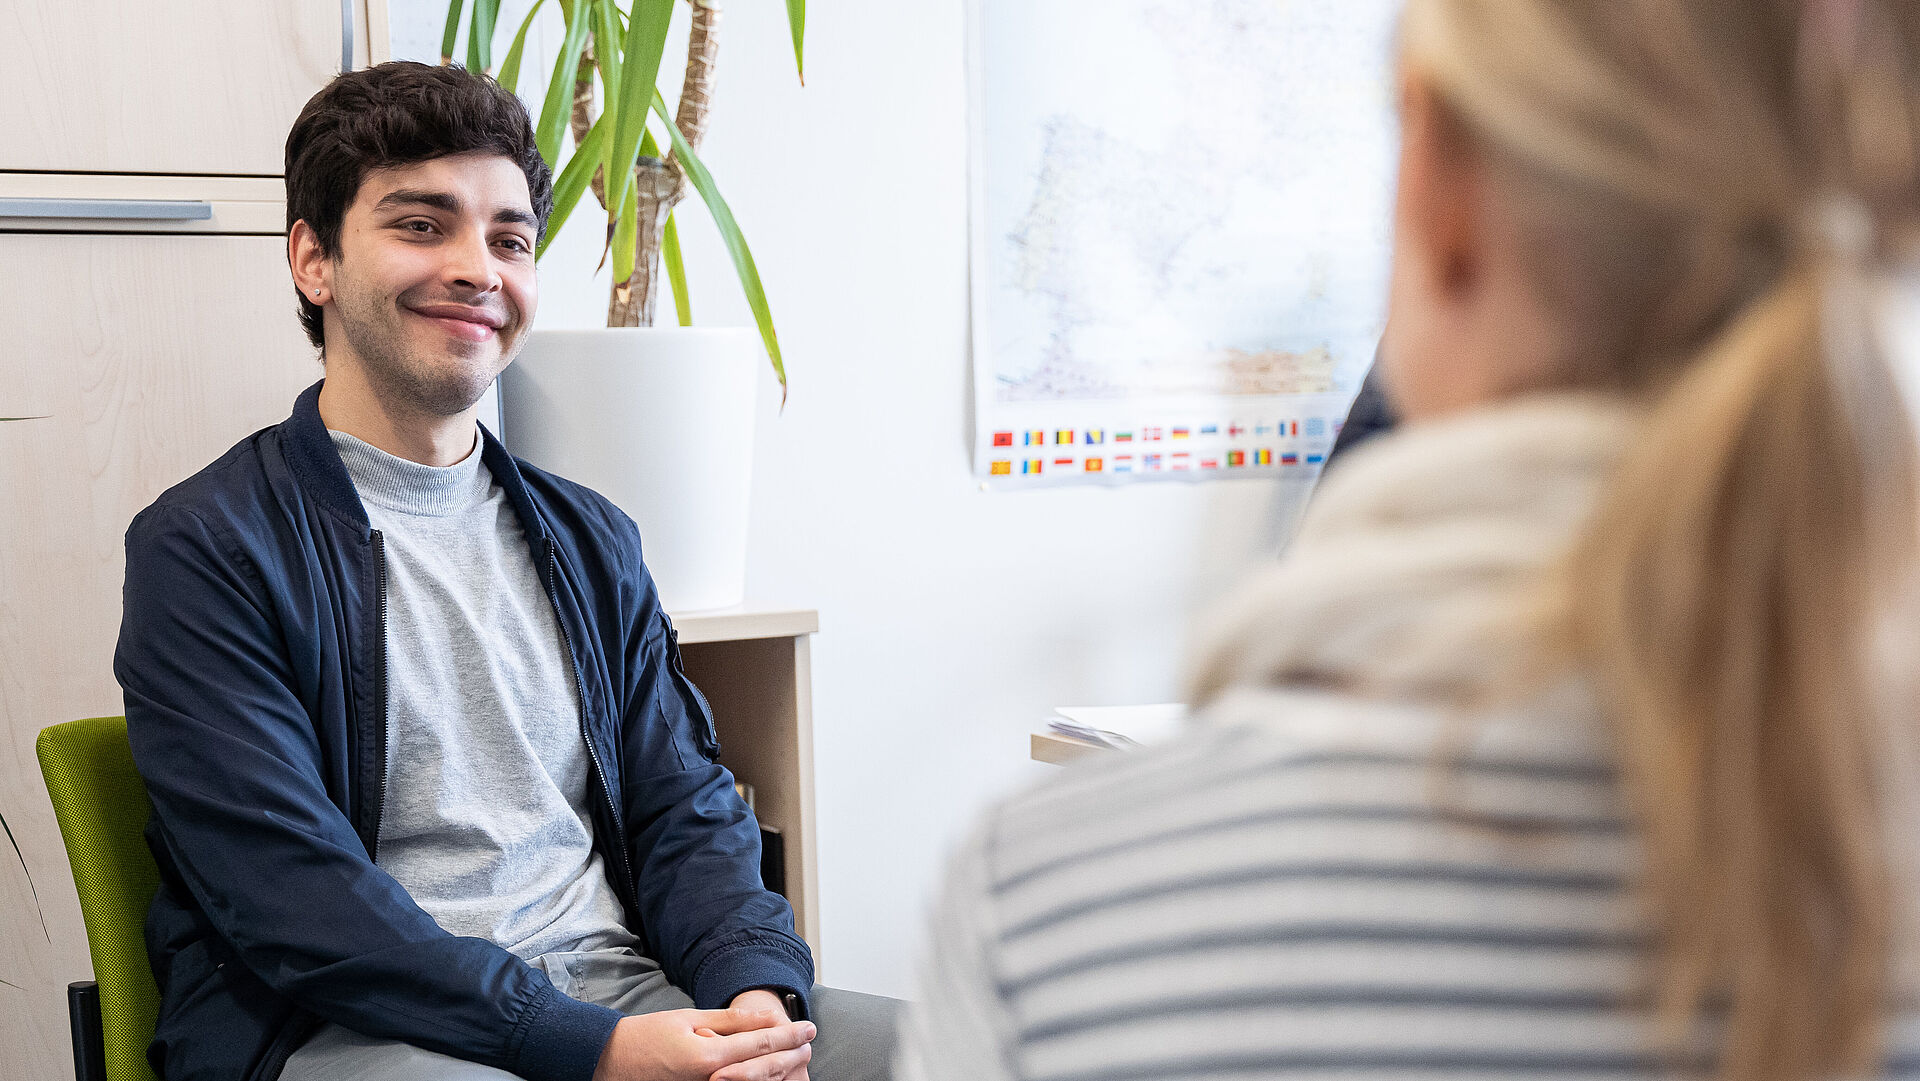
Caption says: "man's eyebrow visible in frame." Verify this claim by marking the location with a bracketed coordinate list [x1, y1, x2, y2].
[372, 189, 538, 230]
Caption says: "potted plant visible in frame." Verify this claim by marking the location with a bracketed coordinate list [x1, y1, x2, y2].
[441, 0, 804, 611]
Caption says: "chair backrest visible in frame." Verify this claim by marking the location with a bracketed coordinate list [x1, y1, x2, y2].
[37, 715, 163, 1081]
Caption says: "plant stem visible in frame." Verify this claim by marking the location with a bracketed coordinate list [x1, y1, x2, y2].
[607, 0, 722, 328]
[572, 42, 607, 211]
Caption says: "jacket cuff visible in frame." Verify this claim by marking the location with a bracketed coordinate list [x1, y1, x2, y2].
[510, 983, 623, 1081]
[690, 941, 815, 1017]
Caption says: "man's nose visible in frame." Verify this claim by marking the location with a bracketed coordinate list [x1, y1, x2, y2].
[443, 228, 502, 295]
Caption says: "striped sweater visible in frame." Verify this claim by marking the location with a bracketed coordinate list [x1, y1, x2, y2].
[899, 396, 1920, 1081]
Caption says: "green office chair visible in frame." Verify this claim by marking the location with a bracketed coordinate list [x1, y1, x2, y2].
[37, 715, 163, 1081]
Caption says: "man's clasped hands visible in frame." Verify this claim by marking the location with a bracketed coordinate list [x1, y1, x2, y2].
[592, 989, 814, 1081]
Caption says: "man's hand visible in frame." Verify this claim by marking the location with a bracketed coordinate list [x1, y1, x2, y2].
[710, 992, 810, 1081]
[590, 1005, 813, 1081]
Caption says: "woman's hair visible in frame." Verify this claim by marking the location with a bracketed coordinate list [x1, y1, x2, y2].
[1399, 1, 1920, 1079]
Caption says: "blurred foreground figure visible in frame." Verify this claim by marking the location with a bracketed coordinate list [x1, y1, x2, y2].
[901, 2, 1920, 1080]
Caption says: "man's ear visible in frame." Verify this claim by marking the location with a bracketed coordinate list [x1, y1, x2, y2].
[1397, 73, 1485, 300]
[287, 220, 331, 304]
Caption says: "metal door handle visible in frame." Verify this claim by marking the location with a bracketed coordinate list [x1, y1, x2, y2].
[341, 0, 356, 72]
[0, 198, 213, 221]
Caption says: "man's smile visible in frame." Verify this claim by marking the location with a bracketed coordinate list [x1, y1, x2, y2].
[407, 302, 506, 342]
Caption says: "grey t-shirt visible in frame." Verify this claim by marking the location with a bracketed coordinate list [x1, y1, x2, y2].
[330, 428, 641, 960]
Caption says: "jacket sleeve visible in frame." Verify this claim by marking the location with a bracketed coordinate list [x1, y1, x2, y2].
[116, 503, 620, 1081]
[613, 525, 816, 1014]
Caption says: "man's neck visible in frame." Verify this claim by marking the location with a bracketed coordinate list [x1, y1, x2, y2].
[317, 361, 478, 468]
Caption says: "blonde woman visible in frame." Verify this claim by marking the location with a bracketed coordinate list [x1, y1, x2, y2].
[900, 2, 1920, 1080]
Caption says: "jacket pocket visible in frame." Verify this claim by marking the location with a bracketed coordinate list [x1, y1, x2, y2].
[668, 627, 722, 760]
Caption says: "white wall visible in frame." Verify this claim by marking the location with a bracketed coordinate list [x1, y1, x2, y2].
[389, 0, 1320, 998]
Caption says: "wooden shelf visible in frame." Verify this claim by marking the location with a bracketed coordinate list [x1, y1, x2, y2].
[670, 607, 821, 645]
[672, 610, 823, 969]
[1031, 730, 1109, 765]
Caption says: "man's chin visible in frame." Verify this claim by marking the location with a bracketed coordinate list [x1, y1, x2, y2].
[381, 355, 503, 419]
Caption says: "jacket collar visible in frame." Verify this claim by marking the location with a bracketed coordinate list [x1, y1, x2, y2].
[282, 379, 549, 544]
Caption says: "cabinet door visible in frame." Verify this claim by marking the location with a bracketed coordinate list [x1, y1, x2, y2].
[0, 0, 379, 174]
[0, 234, 318, 1081]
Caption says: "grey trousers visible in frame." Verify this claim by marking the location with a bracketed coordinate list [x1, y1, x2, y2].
[281, 947, 900, 1081]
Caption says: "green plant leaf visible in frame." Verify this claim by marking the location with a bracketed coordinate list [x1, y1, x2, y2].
[593, 0, 625, 209]
[653, 91, 787, 396]
[662, 211, 692, 326]
[539, 110, 611, 260]
[534, 0, 594, 165]
[466, 0, 501, 73]
[604, 0, 675, 216]
[611, 171, 639, 284]
[786, 0, 806, 84]
[496, 0, 549, 95]
[440, 0, 466, 64]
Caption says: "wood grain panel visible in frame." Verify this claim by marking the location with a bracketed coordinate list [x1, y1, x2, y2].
[0, 233, 319, 1081]
[0, 0, 382, 175]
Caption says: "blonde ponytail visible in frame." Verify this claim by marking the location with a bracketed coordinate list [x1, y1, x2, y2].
[1399, 2, 1920, 1079]
[1561, 257, 1914, 1081]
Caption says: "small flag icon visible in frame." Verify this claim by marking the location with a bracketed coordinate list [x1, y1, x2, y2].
[1023, 459, 1043, 474]
[1053, 457, 1075, 468]
[1305, 417, 1327, 437]
[1228, 450, 1246, 467]
[1255, 448, 1274, 466]
[1255, 424, 1273, 436]
[992, 431, 1014, 448]
[1171, 427, 1191, 440]
[1085, 458, 1104, 472]
[1280, 453, 1299, 465]
[1200, 424, 1219, 436]
[1114, 455, 1134, 473]
[1025, 430, 1046, 446]
[1114, 431, 1134, 443]
[1144, 427, 1164, 441]
[1144, 454, 1163, 470]
[990, 460, 1012, 475]
[1055, 429, 1075, 445]
[1171, 453, 1191, 470]
[1228, 422, 1246, 438]
[1306, 454, 1325, 465]
[1200, 457, 1219, 470]
[1084, 429, 1105, 445]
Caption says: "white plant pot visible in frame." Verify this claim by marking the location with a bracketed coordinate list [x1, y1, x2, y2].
[501, 327, 759, 612]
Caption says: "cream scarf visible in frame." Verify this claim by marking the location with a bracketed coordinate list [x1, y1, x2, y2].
[1189, 392, 1641, 708]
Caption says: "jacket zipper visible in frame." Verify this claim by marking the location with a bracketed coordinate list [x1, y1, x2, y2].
[369, 529, 390, 860]
[544, 541, 638, 903]
[250, 1010, 320, 1081]
[253, 531, 391, 1081]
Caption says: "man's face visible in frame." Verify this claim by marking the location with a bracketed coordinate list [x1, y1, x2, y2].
[325, 152, 540, 416]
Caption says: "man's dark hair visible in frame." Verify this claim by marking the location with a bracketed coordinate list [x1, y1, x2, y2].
[284, 61, 554, 349]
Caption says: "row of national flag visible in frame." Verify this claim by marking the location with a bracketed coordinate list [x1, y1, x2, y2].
[987, 448, 1327, 476]
[990, 417, 1331, 449]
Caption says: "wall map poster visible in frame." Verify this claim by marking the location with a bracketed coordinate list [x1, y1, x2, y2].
[969, 0, 1401, 487]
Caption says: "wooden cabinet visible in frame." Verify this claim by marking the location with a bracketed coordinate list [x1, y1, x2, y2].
[676, 610, 824, 958]
[0, 0, 387, 175]
[0, 232, 321, 1079]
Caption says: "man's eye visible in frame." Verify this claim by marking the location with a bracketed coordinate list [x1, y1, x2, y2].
[402, 220, 435, 233]
[497, 237, 531, 253]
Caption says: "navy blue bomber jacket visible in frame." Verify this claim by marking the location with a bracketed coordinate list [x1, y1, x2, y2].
[114, 382, 813, 1081]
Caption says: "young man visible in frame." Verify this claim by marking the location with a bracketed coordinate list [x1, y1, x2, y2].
[114, 62, 895, 1081]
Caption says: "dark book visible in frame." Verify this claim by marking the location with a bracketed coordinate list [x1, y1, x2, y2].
[760, 825, 785, 898]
